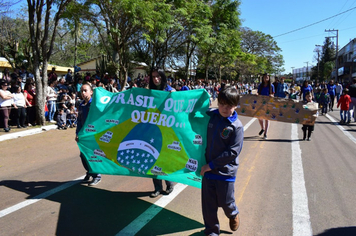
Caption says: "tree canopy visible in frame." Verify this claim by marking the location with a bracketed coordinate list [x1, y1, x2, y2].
[1, 0, 286, 124]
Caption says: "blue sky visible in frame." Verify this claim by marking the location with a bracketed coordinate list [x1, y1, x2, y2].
[240, 0, 356, 74]
[11, 0, 356, 75]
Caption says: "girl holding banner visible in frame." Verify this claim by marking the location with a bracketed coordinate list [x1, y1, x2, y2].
[257, 73, 275, 139]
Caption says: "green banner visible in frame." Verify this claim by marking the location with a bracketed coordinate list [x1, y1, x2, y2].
[77, 87, 210, 188]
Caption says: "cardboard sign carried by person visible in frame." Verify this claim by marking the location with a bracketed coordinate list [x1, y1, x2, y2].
[236, 94, 318, 125]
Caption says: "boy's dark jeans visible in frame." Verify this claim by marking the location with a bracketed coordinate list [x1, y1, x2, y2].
[80, 152, 101, 179]
[202, 177, 238, 235]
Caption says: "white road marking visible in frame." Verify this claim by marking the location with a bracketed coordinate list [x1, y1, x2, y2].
[325, 114, 356, 144]
[0, 176, 84, 218]
[244, 118, 257, 131]
[116, 183, 188, 236]
[291, 124, 312, 235]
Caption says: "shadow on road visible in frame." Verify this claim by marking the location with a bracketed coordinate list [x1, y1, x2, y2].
[315, 226, 356, 236]
[243, 136, 301, 143]
[1, 180, 204, 236]
[314, 121, 337, 125]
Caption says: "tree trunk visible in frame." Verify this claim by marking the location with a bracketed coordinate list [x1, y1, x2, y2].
[185, 42, 190, 81]
[74, 22, 78, 68]
[35, 61, 47, 126]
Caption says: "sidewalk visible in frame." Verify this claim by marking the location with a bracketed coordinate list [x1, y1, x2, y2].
[0, 124, 58, 142]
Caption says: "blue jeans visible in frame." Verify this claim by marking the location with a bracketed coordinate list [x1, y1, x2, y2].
[321, 103, 328, 114]
[47, 101, 56, 121]
[340, 110, 350, 122]
[67, 118, 77, 126]
[213, 91, 217, 101]
[336, 93, 341, 102]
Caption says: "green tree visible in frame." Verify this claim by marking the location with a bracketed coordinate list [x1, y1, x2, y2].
[0, 16, 31, 70]
[55, 1, 102, 68]
[240, 27, 284, 80]
[198, 0, 242, 82]
[321, 37, 336, 81]
[87, 0, 154, 90]
[312, 37, 335, 82]
[27, 0, 73, 125]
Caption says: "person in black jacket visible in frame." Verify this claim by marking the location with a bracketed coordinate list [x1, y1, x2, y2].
[149, 67, 174, 198]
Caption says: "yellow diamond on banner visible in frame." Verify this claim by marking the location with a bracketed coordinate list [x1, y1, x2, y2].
[245, 100, 249, 104]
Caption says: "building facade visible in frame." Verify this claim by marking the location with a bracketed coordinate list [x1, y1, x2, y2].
[292, 66, 312, 83]
[334, 38, 356, 83]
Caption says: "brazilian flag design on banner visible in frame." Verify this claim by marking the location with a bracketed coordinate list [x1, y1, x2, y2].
[77, 87, 210, 188]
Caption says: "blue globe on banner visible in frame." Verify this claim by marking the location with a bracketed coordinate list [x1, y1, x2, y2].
[117, 123, 162, 175]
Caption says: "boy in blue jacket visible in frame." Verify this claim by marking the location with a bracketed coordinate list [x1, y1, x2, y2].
[200, 86, 244, 235]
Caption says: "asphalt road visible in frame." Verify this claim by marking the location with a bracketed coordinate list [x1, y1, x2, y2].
[1, 104, 356, 236]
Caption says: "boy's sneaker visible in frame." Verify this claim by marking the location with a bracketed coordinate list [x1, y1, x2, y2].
[150, 190, 161, 198]
[165, 186, 174, 195]
[229, 214, 240, 231]
[258, 129, 264, 135]
[88, 178, 101, 186]
[307, 137, 311, 141]
[263, 134, 267, 140]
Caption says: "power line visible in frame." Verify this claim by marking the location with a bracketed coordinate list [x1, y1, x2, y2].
[273, 6, 356, 38]
[279, 25, 356, 44]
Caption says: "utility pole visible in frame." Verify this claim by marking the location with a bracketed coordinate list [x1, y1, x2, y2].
[291, 67, 295, 81]
[304, 62, 309, 80]
[315, 45, 323, 84]
[325, 29, 339, 81]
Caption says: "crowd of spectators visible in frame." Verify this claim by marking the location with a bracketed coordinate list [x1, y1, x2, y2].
[1, 66, 260, 132]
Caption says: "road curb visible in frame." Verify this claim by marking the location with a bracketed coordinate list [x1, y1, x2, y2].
[0, 125, 58, 142]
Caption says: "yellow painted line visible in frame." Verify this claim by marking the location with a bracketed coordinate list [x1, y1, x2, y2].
[236, 144, 262, 205]
[236, 165, 255, 204]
